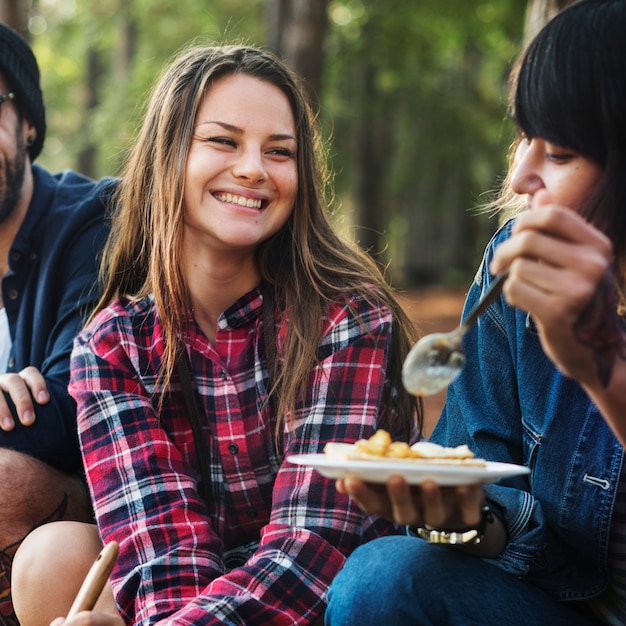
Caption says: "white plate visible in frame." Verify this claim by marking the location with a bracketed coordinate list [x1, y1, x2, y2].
[286, 453, 529, 486]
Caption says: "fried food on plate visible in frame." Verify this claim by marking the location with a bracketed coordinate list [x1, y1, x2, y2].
[324, 429, 486, 466]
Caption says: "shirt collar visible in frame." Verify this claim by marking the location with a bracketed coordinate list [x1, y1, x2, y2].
[218, 286, 264, 330]
[9, 164, 54, 261]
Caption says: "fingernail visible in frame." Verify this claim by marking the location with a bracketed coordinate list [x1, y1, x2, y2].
[23, 410, 34, 425]
[2, 417, 13, 430]
[38, 390, 49, 402]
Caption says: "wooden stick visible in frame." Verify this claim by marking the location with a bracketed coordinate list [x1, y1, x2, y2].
[66, 541, 119, 619]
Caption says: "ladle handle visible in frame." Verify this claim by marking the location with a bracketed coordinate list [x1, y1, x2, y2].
[460, 272, 507, 332]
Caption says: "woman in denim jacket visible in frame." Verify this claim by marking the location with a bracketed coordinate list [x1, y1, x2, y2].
[326, 1, 626, 624]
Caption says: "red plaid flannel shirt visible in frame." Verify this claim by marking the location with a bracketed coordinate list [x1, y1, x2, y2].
[70, 287, 414, 624]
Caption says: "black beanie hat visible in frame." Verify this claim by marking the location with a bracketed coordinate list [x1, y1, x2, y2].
[0, 23, 45, 160]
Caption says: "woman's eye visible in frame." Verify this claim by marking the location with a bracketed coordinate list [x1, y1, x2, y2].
[208, 137, 236, 147]
[268, 147, 296, 158]
[546, 151, 574, 162]
[545, 142, 576, 162]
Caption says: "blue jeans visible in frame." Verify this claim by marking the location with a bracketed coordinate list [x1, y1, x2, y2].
[325, 536, 602, 626]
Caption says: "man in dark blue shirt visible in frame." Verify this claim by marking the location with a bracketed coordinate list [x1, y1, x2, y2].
[0, 23, 117, 625]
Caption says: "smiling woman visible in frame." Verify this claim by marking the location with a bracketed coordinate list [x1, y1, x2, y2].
[181, 73, 299, 342]
[10, 44, 422, 626]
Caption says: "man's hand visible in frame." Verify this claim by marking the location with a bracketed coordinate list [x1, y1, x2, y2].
[0, 366, 49, 430]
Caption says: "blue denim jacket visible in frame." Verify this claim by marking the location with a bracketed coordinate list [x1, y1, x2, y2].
[0, 164, 117, 472]
[431, 218, 622, 602]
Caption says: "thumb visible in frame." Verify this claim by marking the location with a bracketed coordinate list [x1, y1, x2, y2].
[531, 189, 553, 210]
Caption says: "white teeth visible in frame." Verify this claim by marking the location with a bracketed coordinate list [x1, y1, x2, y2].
[215, 192, 262, 209]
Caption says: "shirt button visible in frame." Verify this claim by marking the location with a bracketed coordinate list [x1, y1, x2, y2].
[248, 509, 257, 518]
[7, 289, 18, 300]
[220, 370, 227, 380]
[9, 251, 20, 263]
[228, 443, 238, 454]
[7, 358, 14, 369]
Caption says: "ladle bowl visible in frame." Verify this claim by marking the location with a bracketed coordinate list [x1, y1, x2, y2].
[402, 273, 507, 396]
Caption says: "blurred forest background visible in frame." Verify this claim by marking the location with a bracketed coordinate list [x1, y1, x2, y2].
[2, 0, 575, 291]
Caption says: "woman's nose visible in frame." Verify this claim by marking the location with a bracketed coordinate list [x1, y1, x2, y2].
[232, 148, 267, 182]
[510, 139, 543, 196]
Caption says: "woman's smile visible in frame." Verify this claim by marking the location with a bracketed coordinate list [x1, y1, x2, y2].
[212, 191, 265, 210]
[183, 73, 298, 253]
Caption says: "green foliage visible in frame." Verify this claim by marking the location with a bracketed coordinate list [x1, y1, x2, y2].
[324, 0, 524, 204]
[323, 0, 526, 284]
[30, 0, 527, 286]
[33, 0, 265, 175]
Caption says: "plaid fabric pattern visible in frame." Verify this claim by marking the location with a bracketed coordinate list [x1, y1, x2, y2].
[70, 287, 412, 625]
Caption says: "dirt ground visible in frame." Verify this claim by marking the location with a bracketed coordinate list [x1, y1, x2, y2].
[398, 286, 468, 437]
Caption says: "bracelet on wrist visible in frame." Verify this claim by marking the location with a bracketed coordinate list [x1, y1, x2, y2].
[412, 504, 494, 546]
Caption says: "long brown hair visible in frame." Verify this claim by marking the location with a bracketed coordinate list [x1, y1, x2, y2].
[92, 44, 422, 439]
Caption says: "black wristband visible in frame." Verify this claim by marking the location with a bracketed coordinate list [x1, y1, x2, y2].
[411, 504, 494, 545]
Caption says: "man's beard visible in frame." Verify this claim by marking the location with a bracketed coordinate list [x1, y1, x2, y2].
[0, 129, 27, 225]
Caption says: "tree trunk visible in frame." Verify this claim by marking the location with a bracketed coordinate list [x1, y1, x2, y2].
[523, 0, 577, 45]
[76, 47, 102, 177]
[76, 3, 136, 177]
[114, 14, 137, 84]
[265, 0, 329, 109]
[0, 0, 30, 36]
[352, 53, 385, 260]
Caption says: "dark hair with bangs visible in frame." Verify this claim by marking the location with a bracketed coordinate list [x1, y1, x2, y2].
[513, 0, 626, 160]
[500, 0, 626, 306]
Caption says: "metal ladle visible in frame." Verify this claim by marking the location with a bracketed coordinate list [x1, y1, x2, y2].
[402, 273, 507, 396]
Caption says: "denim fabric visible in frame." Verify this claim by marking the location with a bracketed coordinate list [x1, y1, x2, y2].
[325, 536, 602, 625]
[432, 219, 621, 601]
[0, 164, 117, 472]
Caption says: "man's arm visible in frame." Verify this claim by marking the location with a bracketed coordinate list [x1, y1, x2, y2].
[0, 178, 114, 472]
